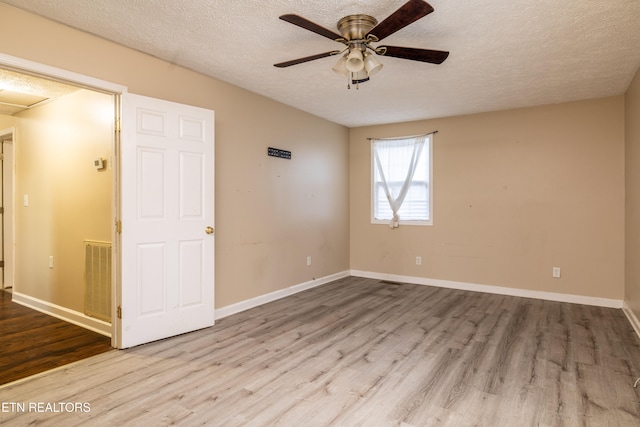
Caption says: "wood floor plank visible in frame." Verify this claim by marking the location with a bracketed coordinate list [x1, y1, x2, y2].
[2, 277, 640, 426]
[0, 290, 112, 385]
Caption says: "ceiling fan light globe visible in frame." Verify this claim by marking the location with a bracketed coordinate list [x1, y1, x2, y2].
[364, 55, 383, 76]
[346, 49, 364, 72]
[332, 56, 348, 76]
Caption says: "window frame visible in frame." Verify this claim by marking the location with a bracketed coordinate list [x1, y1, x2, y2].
[370, 134, 433, 226]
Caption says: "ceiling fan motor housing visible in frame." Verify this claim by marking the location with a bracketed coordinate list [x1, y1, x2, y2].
[337, 14, 378, 41]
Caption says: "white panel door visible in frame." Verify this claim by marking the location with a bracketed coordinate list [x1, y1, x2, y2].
[119, 93, 214, 348]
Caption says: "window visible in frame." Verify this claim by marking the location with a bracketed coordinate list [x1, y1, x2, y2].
[371, 134, 432, 227]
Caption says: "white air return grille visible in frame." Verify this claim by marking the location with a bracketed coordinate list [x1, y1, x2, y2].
[84, 240, 112, 322]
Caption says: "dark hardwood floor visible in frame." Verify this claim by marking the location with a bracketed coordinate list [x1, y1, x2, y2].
[0, 289, 112, 385]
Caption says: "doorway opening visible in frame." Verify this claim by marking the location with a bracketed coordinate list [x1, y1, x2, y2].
[0, 59, 122, 331]
[0, 62, 120, 383]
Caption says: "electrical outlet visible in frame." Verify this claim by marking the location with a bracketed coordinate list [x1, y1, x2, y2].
[552, 267, 561, 278]
[416, 256, 422, 265]
[307, 256, 312, 266]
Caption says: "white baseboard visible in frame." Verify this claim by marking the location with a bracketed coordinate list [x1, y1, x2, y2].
[350, 270, 624, 309]
[215, 270, 351, 320]
[11, 292, 112, 337]
[623, 301, 640, 340]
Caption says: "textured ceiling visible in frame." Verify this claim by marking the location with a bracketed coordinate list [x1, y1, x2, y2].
[3, 0, 640, 127]
[0, 68, 77, 115]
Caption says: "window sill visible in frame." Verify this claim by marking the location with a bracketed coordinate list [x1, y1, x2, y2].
[371, 219, 433, 227]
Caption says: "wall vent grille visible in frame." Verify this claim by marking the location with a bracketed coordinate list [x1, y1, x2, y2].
[84, 240, 112, 323]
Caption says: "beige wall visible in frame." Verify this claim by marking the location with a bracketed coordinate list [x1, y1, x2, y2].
[626, 67, 640, 317]
[350, 97, 625, 300]
[11, 90, 113, 311]
[0, 116, 16, 130]
[0, 3, 350, 309]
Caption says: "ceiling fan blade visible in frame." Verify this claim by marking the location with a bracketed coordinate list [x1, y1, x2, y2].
[279, 14, 343, 41]
[379, 46, 449, 64]
[274, 51, 341, 68]
[366, 0, 434, 41]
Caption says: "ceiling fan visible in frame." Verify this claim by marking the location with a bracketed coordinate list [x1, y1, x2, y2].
[274, 0, 449, 89]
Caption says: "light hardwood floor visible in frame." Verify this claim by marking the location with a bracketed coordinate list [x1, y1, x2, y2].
[1, 276, 640, 426]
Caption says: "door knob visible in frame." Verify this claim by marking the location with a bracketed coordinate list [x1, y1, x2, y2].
[205, 226, 214, 235]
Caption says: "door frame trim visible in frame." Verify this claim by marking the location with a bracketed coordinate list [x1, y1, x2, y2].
[0, 52, 128, 347]
[0, 127, 14, 291]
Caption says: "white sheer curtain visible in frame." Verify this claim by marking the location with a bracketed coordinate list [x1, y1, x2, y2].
[372, 135, 427, 228]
